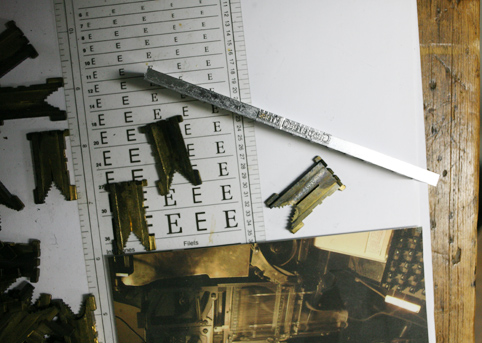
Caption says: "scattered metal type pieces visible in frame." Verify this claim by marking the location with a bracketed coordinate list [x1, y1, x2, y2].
[0, 240, 40, 292]
[27, 129, 77, 204]
[145, 68, 440, 186]
[265, 156, 345, 233]
[0, 21, 38, 78]
[0, 78, 66, 125]
[0, 180, 24, 211]
[52, 294, 99, 343]
[0, 282, 98, 343]
[141, 115, 202, 195]
[0, 281, 34, 315]
[106, 180, 156, 255]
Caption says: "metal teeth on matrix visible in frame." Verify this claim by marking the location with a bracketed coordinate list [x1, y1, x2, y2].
[265, 156, 345, 233]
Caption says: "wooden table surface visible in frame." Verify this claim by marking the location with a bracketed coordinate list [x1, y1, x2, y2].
[417, 1, 479, 342]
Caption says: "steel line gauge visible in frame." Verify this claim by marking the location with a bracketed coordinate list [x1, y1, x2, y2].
[53, 1, 265, 342]
[144, 68, 439, 186]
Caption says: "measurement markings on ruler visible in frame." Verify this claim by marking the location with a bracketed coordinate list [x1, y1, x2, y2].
[53, 1, 264, 342]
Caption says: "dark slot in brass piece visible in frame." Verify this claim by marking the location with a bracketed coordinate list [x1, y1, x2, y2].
[0, 181, 24, 211]
[266, 156, 345, 233]
[27, 129, 77, 204]
[106, 180, 156, 255]
[141, 115, 201, 195]
[0, 21, 38, 78]
[0, 78, 66, 125]
[0, 240, 40, 292]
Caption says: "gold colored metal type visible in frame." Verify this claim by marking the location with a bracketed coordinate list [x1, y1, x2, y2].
[0, 78, 66, 125]
[0, 283, 98, 343]
[0, 284, 50, 343]
[26, 129, 77, 204]
[106, 180, 156, 255]
[141, 115, 202, 195]
[53, 295, 99, 343]
[0, 180, 24, 211]
[0, 240, 40, 292]
[265, 156, 345, 233]
[0, 21, 38, 78]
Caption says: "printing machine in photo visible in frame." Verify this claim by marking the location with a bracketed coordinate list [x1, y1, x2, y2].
[109, 227, 429, 343]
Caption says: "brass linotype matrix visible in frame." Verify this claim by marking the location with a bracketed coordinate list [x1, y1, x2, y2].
[0, 78, 66, 125]
[106, 180, 156, 255]
[266, 156, 345, 233]
[27, 130, 77, 204]
[141, 115, 202, 195]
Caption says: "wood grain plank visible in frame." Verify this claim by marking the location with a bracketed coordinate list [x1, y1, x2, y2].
[417, 0, 479, 342]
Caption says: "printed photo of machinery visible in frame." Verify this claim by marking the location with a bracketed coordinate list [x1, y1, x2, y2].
[109, 227, 428, 343]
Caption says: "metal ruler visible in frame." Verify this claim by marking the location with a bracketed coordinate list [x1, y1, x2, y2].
[144, 69, 440, 186]
[52, 1, 265, 342]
